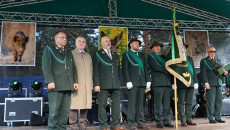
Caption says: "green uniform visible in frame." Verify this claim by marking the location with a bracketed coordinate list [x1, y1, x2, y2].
[148, 53, 171, 125]
[122, 50, 150, 127]
[42, 44, 78, 130]
[177, 56, 198, 122]
[92, 49, 120, 130]
[200, 56, 223, 121]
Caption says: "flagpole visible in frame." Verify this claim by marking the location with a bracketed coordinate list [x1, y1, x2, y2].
[174, 76, 178, 128]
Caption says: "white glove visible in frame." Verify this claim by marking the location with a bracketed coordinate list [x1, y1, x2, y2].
[172, 84, 175, 90]
[146, 82, 151, 89]
[194, 83, 199, 89]
[127, 82, 133, 89]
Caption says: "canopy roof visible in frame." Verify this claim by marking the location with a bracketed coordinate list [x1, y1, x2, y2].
[0, 0, 229, 31]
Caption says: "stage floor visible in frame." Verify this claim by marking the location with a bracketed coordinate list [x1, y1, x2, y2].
[1, 116, 230, 130]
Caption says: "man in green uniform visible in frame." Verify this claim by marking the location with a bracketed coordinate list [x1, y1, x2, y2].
[148, 41, 173, 128]
[93, 36, 124, 130]
[42, 32, 79, 130]
[200, 46, 228, 123]
[177, 43, 198, 126]
[122, 38, 150, 130]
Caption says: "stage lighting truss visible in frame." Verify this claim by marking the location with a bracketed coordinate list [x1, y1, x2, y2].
[8, 80, 22, 97]
[30, 80, 43, 97]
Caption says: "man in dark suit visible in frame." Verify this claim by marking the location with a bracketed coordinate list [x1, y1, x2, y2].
[122, 38, 150, 130]
[200, 46, 228, 123]
[177, 43, 198, 126]
[148, 41, 173, 128]
[42, 32, 79, 130]
[93, 36, 124, 130]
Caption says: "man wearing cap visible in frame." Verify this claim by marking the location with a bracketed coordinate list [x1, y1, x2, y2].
[200, 46, 228, 123]
[93, 36, 124, 130]
[122, 38, 151, 130]
[177, 43, 198, 126]
[148, 41, 173, 128]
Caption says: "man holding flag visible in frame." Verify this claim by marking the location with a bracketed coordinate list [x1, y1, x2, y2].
[122, 38, 151, 130]
[165, 6, 192, 128]
[148, 41, 173, 128]
[177, 43, 198, 126]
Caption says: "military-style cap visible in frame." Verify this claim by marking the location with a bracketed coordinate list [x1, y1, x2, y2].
[128, 38, 141, 48]
[150, 41, 163, 49]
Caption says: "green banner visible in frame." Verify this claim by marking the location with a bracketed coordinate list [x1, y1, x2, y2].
[165, 8, 191, 87]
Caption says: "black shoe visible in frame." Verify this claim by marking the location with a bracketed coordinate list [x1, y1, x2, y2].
[164, 123, 174, 128]
[156, 123, 164, 128]
[216, 120, 225, 123]
[209, 120, 217, 123]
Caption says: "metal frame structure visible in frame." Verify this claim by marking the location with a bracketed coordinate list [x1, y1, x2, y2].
[108, 0, 117, 17]
[141, 0, 230, 22]
[0, 11, 229, 31]
[0, 0, 54, 9]
[0, 0, 229, 32]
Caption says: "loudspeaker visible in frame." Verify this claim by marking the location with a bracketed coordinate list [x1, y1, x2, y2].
[30, 113, 48, 126]
[87, 104, 99, 126]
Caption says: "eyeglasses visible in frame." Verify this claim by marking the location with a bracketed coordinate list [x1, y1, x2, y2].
[209, 51, 216, 53]
[57, 37, 67, 39]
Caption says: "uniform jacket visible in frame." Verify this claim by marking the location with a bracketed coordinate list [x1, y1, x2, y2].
[122, 51, 150, 86]
[148, 53, 171, 87]
[200, 56, 222, 87]
[93, 49, 120, 89]
[177, 56, 198, 88]
[70, 49, 93, 109]
[42, 44, 78, 92]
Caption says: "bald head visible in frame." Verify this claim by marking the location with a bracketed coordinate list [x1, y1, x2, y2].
[101, 36, 111, 50]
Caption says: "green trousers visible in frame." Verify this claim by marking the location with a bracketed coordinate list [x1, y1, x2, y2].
[97, 89, 120, 130]
[153, 86, 171, 125]
[206, 86, 222, 121]
[177, 87, 194, 122]
[127, 86, 145, 127]
[48, 91, 71, 130]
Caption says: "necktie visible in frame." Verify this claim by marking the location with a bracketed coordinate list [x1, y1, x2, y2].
[135, 52, 139, 56]
[108, 50, 112, 59]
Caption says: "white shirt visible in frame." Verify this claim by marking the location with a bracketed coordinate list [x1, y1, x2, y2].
[103, 48, 112, 59]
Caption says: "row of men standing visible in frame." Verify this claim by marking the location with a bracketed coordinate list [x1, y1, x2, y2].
[42, 31, 227, 130]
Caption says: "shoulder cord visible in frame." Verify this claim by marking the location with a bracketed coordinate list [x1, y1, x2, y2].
[96, 52, 112, 66]
[203, 59, 213, 70]
[47, 46, 66, 64]
[149, 54, 162, 66]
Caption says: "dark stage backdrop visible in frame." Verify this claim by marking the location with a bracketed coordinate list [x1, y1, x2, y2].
[0, 26, 229, 110]
[0, 26, 229, 88]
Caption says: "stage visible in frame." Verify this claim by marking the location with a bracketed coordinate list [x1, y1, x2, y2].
[1, 116, 230, 130]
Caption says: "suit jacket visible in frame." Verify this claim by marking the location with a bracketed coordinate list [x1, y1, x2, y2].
[92, 49, 120, 89]
[122, 51, 150, 87]
[42, 44, 78, 92]
[200, 56, 222, 87]
[70, 49, 93, 109]
[177, 56, 198, 88]
[148, 54, 171, 87]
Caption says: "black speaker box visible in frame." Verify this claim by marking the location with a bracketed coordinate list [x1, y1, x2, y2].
[87, 104, 99, 126]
